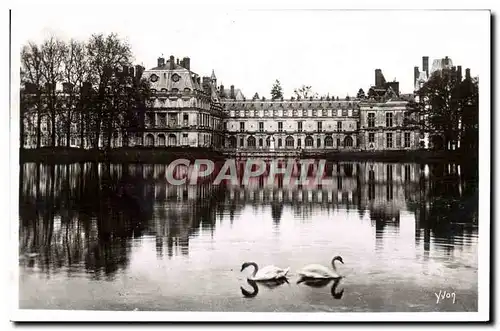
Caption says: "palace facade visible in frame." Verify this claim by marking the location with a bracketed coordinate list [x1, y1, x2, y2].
[220, 65, 419, 155]
[22, 54, 428, 153]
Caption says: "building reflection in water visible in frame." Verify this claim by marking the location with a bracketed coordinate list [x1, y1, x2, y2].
[19, 158, 478, 278]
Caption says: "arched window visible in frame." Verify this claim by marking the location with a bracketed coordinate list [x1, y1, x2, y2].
[325, 136, 333, 147]
[229, 136, 236, 148]
[158, 134, 166, 146]
[259, 138, 263, 147]
[145, 134, 155, 147]
[167, 134, 177, 146]
[247, 136, 256, 148]
[344, 135, 353, 147]
[305, 135, 314, 147]
[285, 136, 294, 148]
[266, 136, 271, 147]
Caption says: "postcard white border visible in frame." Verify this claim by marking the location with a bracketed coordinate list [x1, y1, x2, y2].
[5, 2, 492, 324]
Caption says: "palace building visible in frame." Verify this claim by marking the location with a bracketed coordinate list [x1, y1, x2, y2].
[219, 64, 419, 156]
[136, 55, 225, 149]
[22, 54, 430, 153]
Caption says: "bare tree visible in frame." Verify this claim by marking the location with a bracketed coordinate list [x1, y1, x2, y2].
[40, 36, 65, 147]
[86, 33, 133, 150]
[21, 42, 45, 148]
[61, 39, 89, 148]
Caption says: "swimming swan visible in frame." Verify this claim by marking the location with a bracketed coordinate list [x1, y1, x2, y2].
[298, 255, 344, 280]
[240, 262, 290, 281]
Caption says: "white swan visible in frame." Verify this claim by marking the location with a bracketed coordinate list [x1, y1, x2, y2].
[298, 255, 344, 280]
[240, 262, 290, 281]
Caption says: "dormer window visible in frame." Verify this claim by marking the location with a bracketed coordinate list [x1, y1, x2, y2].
[172, 74, 180, 82]
[171, 88, 179, 94]
[184, 88, 191, 93]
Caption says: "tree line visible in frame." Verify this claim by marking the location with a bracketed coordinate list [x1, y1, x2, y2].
[20, 33, 152, 150]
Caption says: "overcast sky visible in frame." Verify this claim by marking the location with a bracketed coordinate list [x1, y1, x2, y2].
[14, 8, 489, 98]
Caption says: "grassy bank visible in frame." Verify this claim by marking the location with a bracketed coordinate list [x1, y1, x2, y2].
[20, 147, 227, 164]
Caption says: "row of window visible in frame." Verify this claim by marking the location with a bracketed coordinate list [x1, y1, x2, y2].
[150, 88, 191, 94]
[228, 108, 358, 118]
[367, 112, 394, 128]
[146, 113, 220, 129]
[235, 121, 359, 132]
[367, 132, 411, 148]
[227, 135, 355, 148]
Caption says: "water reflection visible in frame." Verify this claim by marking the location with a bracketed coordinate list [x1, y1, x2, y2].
[297, 278, 345, 300]
[19, 159, 478, 281]
[240, 278, 290, 298]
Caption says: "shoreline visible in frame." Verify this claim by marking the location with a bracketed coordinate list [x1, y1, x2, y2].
[19, 147, 477, 164]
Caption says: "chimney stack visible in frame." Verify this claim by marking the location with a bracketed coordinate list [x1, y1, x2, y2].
[457, 65, 462, 81]
[422, 56, 429, 76]
[375, 69, 386, 87]
[169, 55, 175, 70]
[465, 68, 471, 80]
[157, 57, 165, 67]
[414, 66, 420, 85]
[176, 58, 179, 65]
[444, 56, 449, 66]
[230, 85, 235, 99]
[202, 76, 211, 92]
[183, 57, 191, 70]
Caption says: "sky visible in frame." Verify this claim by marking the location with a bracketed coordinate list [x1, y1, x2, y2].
[14, 8, 489, 99]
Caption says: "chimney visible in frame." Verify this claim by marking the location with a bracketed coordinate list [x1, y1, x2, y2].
[375, 69, 386, 87]
[169, 55, 175, 70]
[202, 76, 211, 91]
[183, 57, 191, 70]
[176, 58, 179, 65]
[422, 56, 429, 76]
[414, 66, 420, 85]
[220, 84, 225, 97]
[457, 65, 462, 81]
[465, 68, 471, 80]
[386, 82, 399, 96]
[158, 57, 165, 67]
[230, 85, 235, 99]
[444, 56, 449, 66]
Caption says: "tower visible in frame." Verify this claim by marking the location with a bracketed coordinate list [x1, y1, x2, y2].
[211, 69, 217, 88]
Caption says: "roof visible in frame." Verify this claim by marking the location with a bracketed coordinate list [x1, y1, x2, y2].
[144, 60, 203, 92]
[150, 59, 185, 71]
[221, 88, 246, 101]
[221, 99, 362, 110]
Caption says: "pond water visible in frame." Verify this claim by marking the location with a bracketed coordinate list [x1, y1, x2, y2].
[18, 159, 479, 312]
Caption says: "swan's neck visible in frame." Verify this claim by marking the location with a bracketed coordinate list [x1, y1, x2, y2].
[331, 260, 338, 272]
[249, 262, 258, 277]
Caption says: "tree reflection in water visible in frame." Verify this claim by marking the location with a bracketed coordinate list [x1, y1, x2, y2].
[19, 159, 478, 279]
